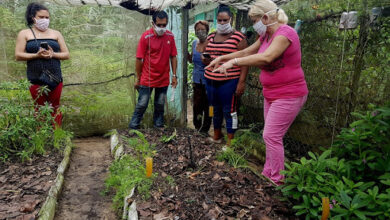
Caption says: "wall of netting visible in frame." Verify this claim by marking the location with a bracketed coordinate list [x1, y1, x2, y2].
[0, 0, 150, 136]
[2, 0, 389, 145]
[238, 0, 390, 149]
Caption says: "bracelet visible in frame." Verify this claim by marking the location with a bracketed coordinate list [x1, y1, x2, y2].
[234, 58, 239, 66]
[172, 75, 177, 78]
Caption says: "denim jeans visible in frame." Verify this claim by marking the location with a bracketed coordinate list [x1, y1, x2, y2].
[129, 86, 168, 129]
[205, 78, 239, 134]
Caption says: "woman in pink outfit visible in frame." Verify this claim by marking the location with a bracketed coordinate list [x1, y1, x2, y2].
[207, 0, 308, 185]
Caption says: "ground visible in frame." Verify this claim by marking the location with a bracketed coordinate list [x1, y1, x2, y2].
[0, 151, 62, 220]
[120, 128, 297, 220]
[55, 137, 116, 220]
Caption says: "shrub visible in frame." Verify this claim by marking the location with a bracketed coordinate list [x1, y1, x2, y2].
[0, 81, 71, 162]
[281, 104, 390, 219]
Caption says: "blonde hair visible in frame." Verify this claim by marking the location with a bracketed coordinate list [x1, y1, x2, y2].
[248, 0, 288, 24]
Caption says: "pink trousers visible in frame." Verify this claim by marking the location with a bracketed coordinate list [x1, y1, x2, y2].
[261, 95, 307, 185]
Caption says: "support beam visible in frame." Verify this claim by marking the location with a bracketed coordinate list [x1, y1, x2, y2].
[180, 8, 189, 127]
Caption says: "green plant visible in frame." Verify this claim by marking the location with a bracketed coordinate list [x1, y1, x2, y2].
[0, 81, 71, 162]
[126, 130, 156, 159]
[281, 150, 346, 218]
[217, 147, 248, 169]
[160, 129, 176, 144]
[281, 104, 390, 219]
[104, 155, 153, 213]
[165, 175, 176, 187]
[333, 104, 390, 182]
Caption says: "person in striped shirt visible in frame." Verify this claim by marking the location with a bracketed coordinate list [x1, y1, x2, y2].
[202, 5, 249, 146]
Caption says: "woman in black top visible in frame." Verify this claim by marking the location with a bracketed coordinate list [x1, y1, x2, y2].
[15, 2, 69, 127]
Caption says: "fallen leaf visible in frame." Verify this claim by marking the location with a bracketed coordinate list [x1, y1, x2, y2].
[161, 172, 167, 178]
[137, 202, 151, 210]
[153, 211, 169, 220]
[189, 171, 200, 180]
[20, 200, 40, 213]
[138, 209, 151, 217]
[0, 176, 7, 183]
[177, 156, 185, 162]
[212, 173, 221, 181]
[213, 160, 225, 167]
[221, 176, 232, 182]
[237, 209, 249, 218]
[15, 213, 35, 220]
[202, 202, 209, 210]
[41, 171, 52, 176]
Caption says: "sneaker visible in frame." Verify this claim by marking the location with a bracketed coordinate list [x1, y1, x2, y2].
[206, 137, 223, 144]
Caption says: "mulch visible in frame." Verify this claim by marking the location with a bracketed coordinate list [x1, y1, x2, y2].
[0, 151, 62, 220]
[119, 128, 298, 220]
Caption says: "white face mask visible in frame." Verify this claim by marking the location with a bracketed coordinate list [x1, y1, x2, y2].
[34, 18, 50, 32]
[217, 19, 233, 34]
[253, 10, 278, 37]
[153, 24, 167, 36]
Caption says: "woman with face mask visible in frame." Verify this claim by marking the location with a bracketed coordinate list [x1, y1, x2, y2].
[188, 20, 212, 134]
[202, 5, 249, 147]
[207, 0, 308, 186]
[15, 2, 70, 128]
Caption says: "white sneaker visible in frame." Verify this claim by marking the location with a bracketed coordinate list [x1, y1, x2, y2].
[206, 137, 223, 144]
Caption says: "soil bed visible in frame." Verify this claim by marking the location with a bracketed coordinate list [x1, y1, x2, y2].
[0, 151, 62, 220]
[119, 128, 297, 220]
[55, 137, 116, 220]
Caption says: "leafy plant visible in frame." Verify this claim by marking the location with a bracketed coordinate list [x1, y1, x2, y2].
[281, 104, 390, 219]
[0, 81, 71, 162]
[105, 130, 157, 214]
[217, 147, 248, 169]
[333, 104, 390, 182]
[165, 175, 176, 187]
[125, 129, 156, 159]
[160, 129, 176, 144]
[104, 155, 153, 213]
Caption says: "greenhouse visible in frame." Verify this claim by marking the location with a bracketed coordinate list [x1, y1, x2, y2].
[0, 0, 389, 219]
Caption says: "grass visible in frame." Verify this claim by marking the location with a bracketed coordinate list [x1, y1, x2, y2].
[104, 130, 156, 214]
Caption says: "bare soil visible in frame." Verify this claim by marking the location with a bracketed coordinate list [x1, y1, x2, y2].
[0, 151, 62, 220]
[54, 137, 116, 220]
[120, 128, 297, 220]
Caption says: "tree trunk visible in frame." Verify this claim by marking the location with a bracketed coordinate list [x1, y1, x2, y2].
[346, 0, 370, 125]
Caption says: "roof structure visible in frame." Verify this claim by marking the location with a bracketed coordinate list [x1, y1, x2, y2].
[48, 0, 291, 12]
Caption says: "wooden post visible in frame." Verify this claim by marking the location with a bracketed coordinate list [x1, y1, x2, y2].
[181, 8, 189, 127]
[347, 0, 369, 125]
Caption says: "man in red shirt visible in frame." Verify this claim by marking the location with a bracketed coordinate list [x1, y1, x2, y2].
[129, 11, 178, 129]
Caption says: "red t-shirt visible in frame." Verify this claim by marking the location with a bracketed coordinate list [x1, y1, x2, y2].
[136, 28, 177, 87]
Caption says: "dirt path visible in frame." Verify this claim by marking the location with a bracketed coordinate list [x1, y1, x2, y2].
[55, 137, 116, 220]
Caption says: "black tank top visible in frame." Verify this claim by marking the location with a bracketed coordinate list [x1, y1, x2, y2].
[25, 39, 62, 85]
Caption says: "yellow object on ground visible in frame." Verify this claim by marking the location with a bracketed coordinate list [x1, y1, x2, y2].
[146, 157, 153, 178]
[321, 197, 330, 220]
[209, 106, 214, 117]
